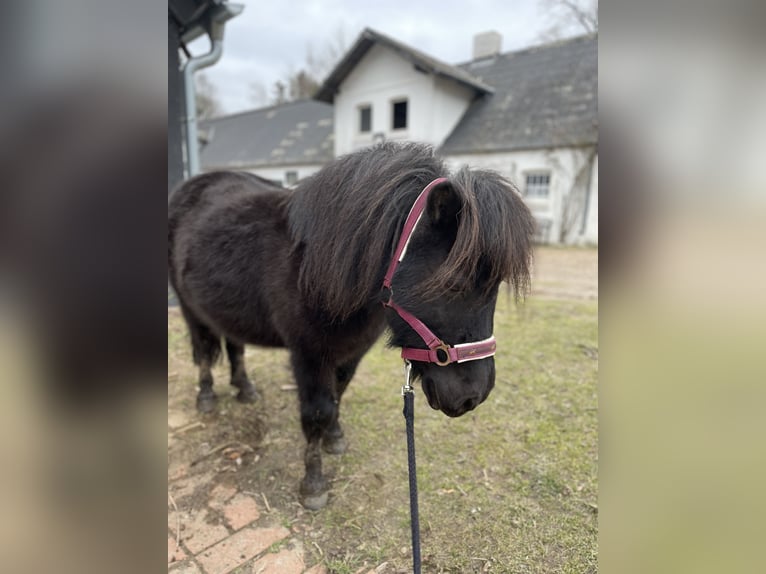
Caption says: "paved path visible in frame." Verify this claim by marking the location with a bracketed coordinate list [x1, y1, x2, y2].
[167, 426, 397, 574]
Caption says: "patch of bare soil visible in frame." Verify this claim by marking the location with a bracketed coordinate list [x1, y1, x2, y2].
[531, 246, 598, 301]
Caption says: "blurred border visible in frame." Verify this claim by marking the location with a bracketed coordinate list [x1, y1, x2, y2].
[1, 1, 765, 572]
[1, 2, 167, 573]
[600, 1, 766, 573]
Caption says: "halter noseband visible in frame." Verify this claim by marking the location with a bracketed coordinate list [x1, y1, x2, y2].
[381, 177, 497, 366]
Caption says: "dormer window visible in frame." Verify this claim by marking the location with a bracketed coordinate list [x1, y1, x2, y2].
[359, 105, 372, 133]
[392, 99, 408, 130]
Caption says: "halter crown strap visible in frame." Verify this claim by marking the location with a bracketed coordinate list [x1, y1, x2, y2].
[382, 177, 449, 291]
[381, 177, 497, 366]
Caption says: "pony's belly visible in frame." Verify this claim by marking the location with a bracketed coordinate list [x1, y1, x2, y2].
[182, 291, 287, 349]
[211, 312, 286, 348]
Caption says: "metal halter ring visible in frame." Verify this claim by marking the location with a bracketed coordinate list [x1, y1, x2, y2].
[433, 343, 452, 366]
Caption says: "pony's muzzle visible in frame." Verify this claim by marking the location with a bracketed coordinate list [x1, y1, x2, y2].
[419, 358, 495, 417]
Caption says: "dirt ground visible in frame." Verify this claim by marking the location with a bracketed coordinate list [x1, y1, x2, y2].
[531, 246, 598, 301]
[168, 246, 598, 573]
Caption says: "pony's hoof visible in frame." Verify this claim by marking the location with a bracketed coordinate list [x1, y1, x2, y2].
[322, 434, 348, 455]
[196, 393, 218, 414]
[235, 387, 259, 404]
[300, 490, 329, 511]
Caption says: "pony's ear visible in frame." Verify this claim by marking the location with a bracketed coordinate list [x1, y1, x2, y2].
[426, 182, 462, 229]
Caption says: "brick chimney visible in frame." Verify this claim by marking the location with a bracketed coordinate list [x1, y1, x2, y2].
[473, 31, 502, 59]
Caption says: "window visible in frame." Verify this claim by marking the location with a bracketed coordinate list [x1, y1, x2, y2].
[285, 171, 298, 186]
[392, 99, 408, 130]
[359, 105, 372, 133]
[525, 172, 551, 198]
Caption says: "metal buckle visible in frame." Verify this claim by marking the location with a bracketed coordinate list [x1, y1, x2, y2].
[401, 360, 413, 395]
[434, 343, 452, 366]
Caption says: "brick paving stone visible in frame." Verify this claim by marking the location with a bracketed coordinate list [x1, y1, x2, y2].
[168, 536, 187, 563]
[222, 493, 261, 530]
[183, 509, 230, 555]
[209, 483, 238, 507]
[250, 545, 304, 574]
[196, 526, 290, 574]
[170, 560, 203, 574]
[302, 564, 329, 574]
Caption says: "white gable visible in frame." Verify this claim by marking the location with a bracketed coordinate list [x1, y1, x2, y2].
[333, 44, 474, 155]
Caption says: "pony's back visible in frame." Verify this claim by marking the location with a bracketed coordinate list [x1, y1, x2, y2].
[168, 171, 284, 283]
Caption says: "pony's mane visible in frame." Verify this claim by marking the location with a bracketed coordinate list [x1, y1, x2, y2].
[288, 142, 534, 319]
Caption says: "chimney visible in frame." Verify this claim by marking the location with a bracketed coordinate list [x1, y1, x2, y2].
[473, 31, 502, 59]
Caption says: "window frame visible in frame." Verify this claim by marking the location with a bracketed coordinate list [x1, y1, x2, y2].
[391, 98, 408, 131]
[358, 104, 372, 134]
[523, 171, 552, 199]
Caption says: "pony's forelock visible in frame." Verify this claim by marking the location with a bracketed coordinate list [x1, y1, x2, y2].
[418, 167, 535, 301]
[288, 143, 535, 319]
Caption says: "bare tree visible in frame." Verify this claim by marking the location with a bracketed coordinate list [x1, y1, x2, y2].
[195, 73, 222, 119]
[249, 82, 268, 108]
[557, 147, 597, 243]
[288, 70, 321, 101]
[538, 0, 598, 42]
[250, 26, 350, 107]
[541, 145, 596, 243]
[271, 81, 287, 105]
[305, 25, 348, 81]
[534, 1, 597, 242]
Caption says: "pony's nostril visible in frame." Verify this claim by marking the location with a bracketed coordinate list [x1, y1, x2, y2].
[462, 397, 478, 412]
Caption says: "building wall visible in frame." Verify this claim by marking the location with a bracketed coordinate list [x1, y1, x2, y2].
[582, 154, 598, 244]
[444, 146, 598, 245]
[334, 44, 473, 155]
[204, 163, 323, 187]
[428, 77, 476, 149]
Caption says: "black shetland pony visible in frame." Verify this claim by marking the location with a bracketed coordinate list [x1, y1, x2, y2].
[168, 142, 534, 509]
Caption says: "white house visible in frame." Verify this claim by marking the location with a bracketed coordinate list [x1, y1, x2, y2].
[200, 29, 597, 244]
[315, 29, 598, 245]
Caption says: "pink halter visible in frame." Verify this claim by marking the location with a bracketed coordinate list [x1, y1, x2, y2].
[381, 178, 497, 366]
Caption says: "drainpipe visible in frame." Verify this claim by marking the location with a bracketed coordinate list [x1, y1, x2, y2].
[579, 146, 597, 236]
[181, 4, 243, 177]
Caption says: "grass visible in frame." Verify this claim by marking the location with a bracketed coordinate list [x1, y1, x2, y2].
[168, 291, 598, 573]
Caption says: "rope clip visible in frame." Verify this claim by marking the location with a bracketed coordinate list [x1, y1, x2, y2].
[402, 360, 414, 395]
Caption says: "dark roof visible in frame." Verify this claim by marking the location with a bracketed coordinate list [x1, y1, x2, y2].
[439, 35, 598, 154]
[315, 28, 494, 103]
[199, 99, 334, 169]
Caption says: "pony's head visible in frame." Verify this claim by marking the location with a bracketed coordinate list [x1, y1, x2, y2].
[385, 169, 534, 417]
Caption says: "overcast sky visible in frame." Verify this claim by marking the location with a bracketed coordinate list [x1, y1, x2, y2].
[188, 0, 579, 115]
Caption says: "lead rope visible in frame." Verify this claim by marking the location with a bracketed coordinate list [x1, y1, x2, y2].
[402, 361, 422, 574]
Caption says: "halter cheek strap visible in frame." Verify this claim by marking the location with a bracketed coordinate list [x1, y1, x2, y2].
[381, 177, 497, 366]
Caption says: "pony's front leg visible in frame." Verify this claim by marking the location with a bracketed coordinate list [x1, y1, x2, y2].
[322, 357, 362, 455]
[291, 352, 338, 510]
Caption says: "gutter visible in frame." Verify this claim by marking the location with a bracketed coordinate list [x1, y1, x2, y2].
[180, 3, 243, 177]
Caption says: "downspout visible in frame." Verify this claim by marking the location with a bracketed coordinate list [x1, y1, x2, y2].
[181, 19, 225, 177]
[579, 146, 597, 236]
